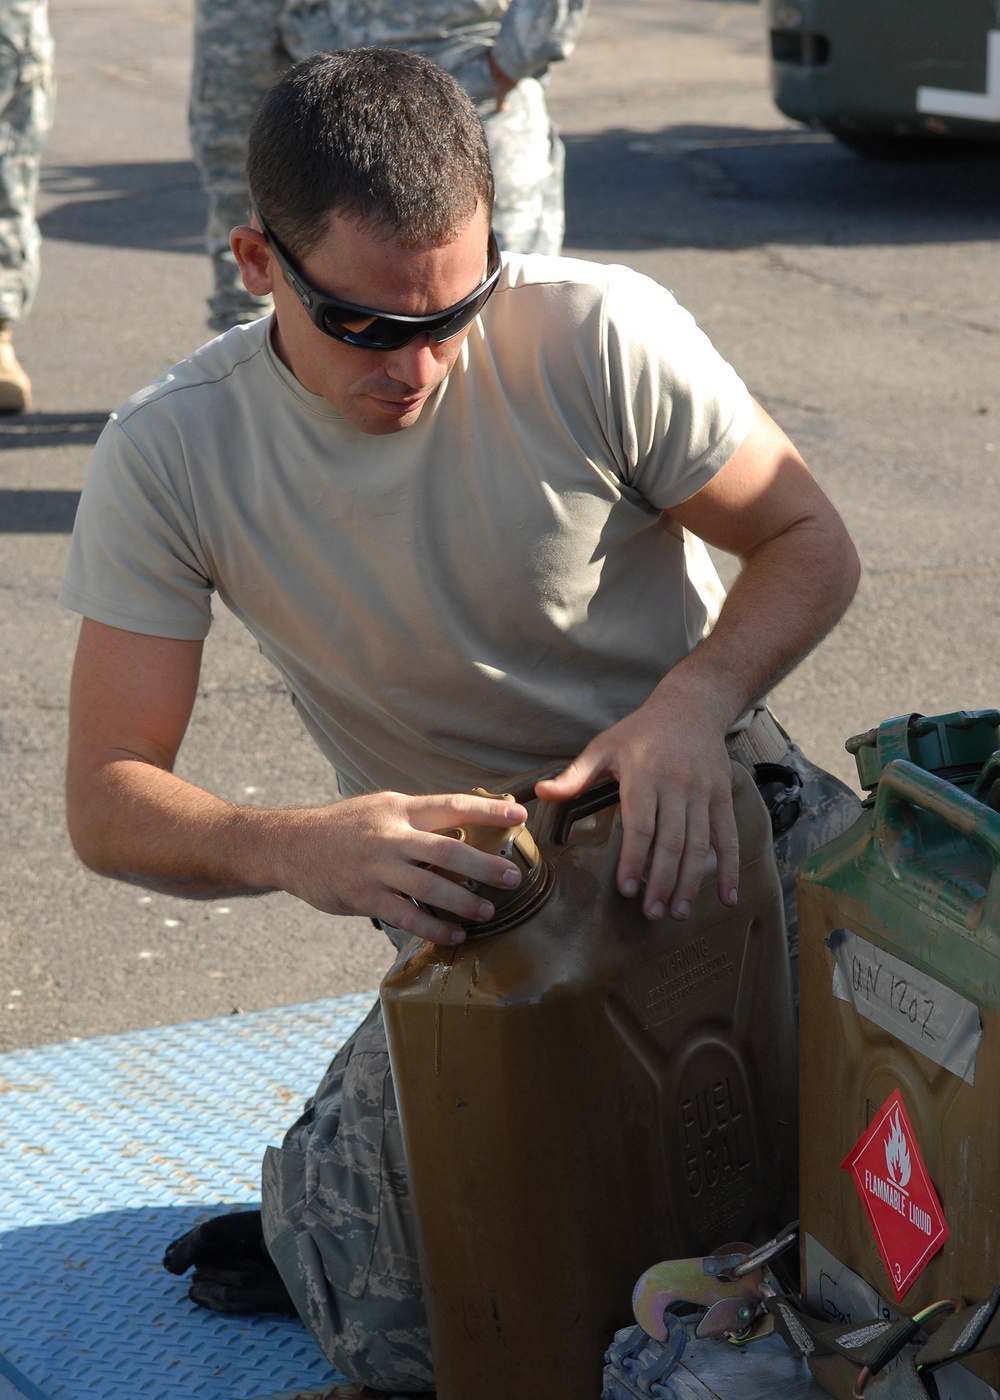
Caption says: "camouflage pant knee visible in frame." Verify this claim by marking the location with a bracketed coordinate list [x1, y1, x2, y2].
[261, 745, 859, 1387]
[0, 0, 55, 326]
[261, 988, 433, 1393]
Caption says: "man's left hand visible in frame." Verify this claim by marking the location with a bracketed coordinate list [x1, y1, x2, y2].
[534, 685, 740, 922]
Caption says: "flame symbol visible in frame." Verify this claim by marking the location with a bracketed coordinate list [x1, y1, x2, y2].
[884, 1107, 911, 1189]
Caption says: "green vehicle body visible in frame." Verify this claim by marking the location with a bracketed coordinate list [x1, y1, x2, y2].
[765, 0, 1000, 152]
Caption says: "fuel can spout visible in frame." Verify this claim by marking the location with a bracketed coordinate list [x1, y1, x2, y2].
[424, 787, 554, 936]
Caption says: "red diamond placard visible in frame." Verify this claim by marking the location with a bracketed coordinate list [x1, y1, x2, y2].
[842, 1089, 949, 1302]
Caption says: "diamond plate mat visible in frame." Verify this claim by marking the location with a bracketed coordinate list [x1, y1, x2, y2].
[0, 993, 377, 1400]
[0, 994, 835, 1400]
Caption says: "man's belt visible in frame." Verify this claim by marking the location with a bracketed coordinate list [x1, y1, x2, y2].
[727, 707, 792, 768]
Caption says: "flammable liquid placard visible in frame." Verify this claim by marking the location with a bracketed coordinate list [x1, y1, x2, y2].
[842, 1089, 949, 1301]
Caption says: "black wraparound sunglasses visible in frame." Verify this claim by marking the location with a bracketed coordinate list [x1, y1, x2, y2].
[251, 199, 501, 351]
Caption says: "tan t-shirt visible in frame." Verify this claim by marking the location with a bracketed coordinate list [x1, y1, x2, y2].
[60, 254, 753, 796]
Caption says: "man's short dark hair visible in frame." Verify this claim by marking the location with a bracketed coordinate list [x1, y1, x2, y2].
[247, 49, 495, 258]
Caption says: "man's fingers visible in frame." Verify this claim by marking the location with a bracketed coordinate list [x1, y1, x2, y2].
[710, 791, 741, 910]
[534, 751, 608, 802]
[407, 862, 500, 925]
[380, 891, 468, 946]
[417, 829, 523, 890]
[616, 775, 741, 920]
[614, 791, 661, 902]
[652, 807, 711, 920]
[409, 792, 527, 832]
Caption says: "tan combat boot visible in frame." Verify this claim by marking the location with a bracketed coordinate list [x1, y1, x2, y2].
[0, 323, 32, 412]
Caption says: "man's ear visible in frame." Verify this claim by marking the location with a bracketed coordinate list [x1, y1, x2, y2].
[231, 225, 275, 296]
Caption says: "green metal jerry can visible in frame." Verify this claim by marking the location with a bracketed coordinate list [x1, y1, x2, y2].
[798, 710, 1000, 1400]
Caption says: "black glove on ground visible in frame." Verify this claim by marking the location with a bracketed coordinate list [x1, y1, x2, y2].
[163, 1208, 298, 1315]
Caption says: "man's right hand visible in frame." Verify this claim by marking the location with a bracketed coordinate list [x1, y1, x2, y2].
[66, 619, 526, 946]
[265, 789, 528, 944]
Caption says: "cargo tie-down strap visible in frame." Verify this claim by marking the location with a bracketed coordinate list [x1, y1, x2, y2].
[767, 1286, 1000, 1398]
[626, 1222, 1000, 1399]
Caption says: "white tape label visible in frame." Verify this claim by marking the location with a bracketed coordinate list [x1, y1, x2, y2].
[828, 928, 983, 1085]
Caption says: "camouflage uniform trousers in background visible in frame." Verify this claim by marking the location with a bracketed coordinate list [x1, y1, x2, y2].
[0, 0, 54, 326]
[260, 740, 860, 1392]
[189, 0, 586, 330]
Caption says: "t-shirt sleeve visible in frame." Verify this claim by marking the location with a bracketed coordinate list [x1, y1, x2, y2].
[599, 265, 754, 511]
[58, 415, 214, 640]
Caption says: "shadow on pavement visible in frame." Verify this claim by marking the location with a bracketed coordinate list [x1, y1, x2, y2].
[0, 488, 82, 532]
[0, 411, 108, 450]
[565, 123, 1000, 250]
[39, 160, 206, 253]
[37, 132, 1000, 259]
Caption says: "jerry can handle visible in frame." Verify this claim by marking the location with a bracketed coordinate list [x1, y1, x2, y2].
[496, 760, 565, 805]
[874, 758, 1000, 853]
[492, 761, 622, 842]
[548, 778, 621, 846]
[868, 761, 997, 924]
[874, 760, 1000, 930]
[972, 751, 1000, 812]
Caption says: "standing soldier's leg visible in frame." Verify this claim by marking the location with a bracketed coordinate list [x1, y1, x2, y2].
[0, 0, 54, 412]
[189, 0, 289, 331]
[482, 76, 565, 256]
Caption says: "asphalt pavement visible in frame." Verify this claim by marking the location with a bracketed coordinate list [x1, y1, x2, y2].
[1, 0, 998, 1051]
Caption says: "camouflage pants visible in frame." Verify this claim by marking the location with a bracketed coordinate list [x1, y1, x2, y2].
[188, 0, 288, 331]
[261, 946, 435, 1394]
[479, 75, 564, 257]
[260, 741, 860, 1391]
[0, 0, 54, 326]
[188, 0, 566, 329]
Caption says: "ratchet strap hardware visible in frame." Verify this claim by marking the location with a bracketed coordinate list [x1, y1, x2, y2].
[601, 1317, 687, 1400]
[632, 1222, 799, 1345]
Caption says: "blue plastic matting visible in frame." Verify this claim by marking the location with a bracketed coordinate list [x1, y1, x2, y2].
[0, 993, 377, 1400]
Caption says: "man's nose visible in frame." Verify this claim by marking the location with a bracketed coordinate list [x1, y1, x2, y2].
[383, 335, 448, 389]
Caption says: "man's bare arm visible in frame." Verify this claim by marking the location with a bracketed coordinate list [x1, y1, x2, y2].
[66, 619, 526, 945]
[536, 399, 860, 920]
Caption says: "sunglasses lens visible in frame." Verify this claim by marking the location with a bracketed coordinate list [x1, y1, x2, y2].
[428, 290, 493, 343]
[316, 242, 499, 349]
[321, 304, 479, 350]
[317, 309, 404, 349]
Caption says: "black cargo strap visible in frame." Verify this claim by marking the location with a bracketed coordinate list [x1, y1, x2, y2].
[911, 1286, 1000, 1368]
[767, 1294, 921, 1371]
[863, 1352, 938, 1400]
[768, 1288, 1000, 1398]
